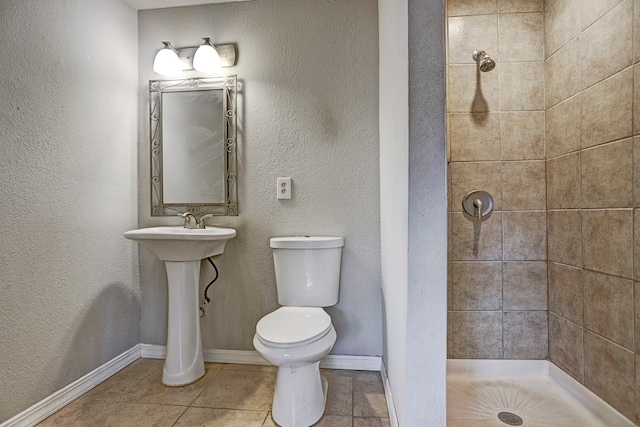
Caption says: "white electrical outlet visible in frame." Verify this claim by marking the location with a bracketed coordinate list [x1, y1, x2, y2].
[277, 177, 292, 200]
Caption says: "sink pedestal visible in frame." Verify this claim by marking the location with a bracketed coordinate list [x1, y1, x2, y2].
[163, 260, 205, 386]
[123, 226, 236, 387]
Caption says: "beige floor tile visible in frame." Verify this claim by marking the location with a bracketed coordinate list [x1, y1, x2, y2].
[322, 369, 353, 416]
[37, 396, 109, 426]
[84, 359, 163, 401]
[90, 402, 186, 427]
[263, 413, 352, 427]
[353, 417, 392, 427]
[222, 363, 277, 373]
[353, 371, 389, 418]
[174, 407, 268, 427]
[192, 369, 276, 410]
[311, 415, 353, 426]
[38, 398, 187, 427]
[123, 364, 222, 406]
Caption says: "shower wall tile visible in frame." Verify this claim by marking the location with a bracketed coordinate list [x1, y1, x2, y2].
[447, 0, 497, 17]
[449, 113, 501, 161]
[635, 210, 640, 281]
[448, 15, 498, 65]
[583, 270, 634, 350]
[545, 96, 581, 158]
[581, 209, 633, 278]
[634, 67, 640, 135]
[581, 139, 633, 208]
[548, 262, 583, 325]
[499, 0, 543, 13]
[503, 311, 548, 359]
[545, 38, 581, 108]
[579, 0, 633, 90]
[502, 211, 546, 260]
[499, 62, 545, 111]
[447, 261, 453, 311]
[450, 311, 503, 359]
[503, 261, 547, 310]
[447, 312, 453, 358]
[581, 68, 633, 149]
[636, 282, 640, 353]
[546, 153, 580, 209]
[447, 0, 546, 362]
[450, 212, 503, 261]
[448, 65, 500, 113]
[498, 13, 544, 62]
[544, 0, 581, 57]
[450, 161, 502, 212]
[580, 0, 624, 30]
[583, 331, 635, 420]
[501, 112, 544, 160]
[549, 313, 584, 382]
[636, 0, 640, 63]
[636, 139, 640, 206]
[547, 210, 582, 267]
[450, 261, 502, 311]
[502, 161, 546, 210]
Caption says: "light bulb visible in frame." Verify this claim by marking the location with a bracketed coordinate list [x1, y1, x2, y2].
[193, 38, 221, 73]
[153, 41, 182, 76]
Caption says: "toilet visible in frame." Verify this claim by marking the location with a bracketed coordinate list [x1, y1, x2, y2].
[253, 236, 344, 427]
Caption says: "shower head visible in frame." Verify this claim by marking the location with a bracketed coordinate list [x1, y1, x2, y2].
[473, 50, 496, 72]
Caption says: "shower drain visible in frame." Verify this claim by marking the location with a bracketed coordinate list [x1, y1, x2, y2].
[497, 411, 523, 426]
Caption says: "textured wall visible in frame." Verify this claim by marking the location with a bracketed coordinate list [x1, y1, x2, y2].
[137, 0, 382, 356]
[544, 0, 638, 422]
[446, 0, 548, 360]
[379, 0, 410, 421]
[0, 0, 139, 422]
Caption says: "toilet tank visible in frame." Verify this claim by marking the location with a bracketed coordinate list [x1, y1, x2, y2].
[270, 236, 344, 307]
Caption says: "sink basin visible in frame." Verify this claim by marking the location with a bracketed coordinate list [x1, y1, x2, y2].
[124, 226, 236, 261]
[124, 225, 236, 386]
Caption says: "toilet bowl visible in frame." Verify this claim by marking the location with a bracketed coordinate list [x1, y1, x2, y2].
[253, 236, 344, 427]
[253, 307, 336, 427]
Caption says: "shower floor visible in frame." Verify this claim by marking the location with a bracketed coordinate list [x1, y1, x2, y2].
[447, 360, 634, 427]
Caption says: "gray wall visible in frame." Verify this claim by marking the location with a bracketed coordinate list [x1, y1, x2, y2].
[137, 0, 382, 356]
[0, 0, 139, 422]
[379, 0, 448, 424]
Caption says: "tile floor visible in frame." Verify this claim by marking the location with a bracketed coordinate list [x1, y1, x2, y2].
[37, 358, 390, 427]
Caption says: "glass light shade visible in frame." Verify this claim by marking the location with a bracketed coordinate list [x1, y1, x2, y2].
[193, 42, 221, 73]
[153, 43, 182, 76]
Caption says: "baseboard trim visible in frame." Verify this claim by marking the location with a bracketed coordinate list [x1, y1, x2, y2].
[380, 362, 399, 427]
[1, 345, 141, 427]
[140, 344, 382, 371]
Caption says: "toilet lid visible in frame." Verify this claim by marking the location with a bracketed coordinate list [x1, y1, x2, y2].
[256, 307, 332, 347]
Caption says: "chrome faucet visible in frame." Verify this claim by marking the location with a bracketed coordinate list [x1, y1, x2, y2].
[179, 212, 197, 229]
[197, 214, 214, 229]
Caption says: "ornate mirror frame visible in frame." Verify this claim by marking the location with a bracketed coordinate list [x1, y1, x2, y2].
[149, 75, 238, 216]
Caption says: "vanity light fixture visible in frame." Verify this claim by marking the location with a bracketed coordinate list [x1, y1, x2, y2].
[152, 39, 237, 76]
[153, 41, 182, 76]
[193, 38, 221, 73]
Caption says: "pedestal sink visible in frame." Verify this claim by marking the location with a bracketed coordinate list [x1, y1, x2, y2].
[124, 226, 236, 386]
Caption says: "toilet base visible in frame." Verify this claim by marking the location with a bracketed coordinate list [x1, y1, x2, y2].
[272, 361, 328, 427]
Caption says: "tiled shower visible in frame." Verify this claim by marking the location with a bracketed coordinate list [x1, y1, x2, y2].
[446, 0, 640, 423]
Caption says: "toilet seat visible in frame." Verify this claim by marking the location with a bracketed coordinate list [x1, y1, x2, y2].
[256, 307, 332, 348]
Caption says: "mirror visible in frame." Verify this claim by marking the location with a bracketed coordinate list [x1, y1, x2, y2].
[149, 75, 237, 216]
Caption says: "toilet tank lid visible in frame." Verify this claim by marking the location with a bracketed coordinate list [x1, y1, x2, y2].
[270, 236, 344, 249]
